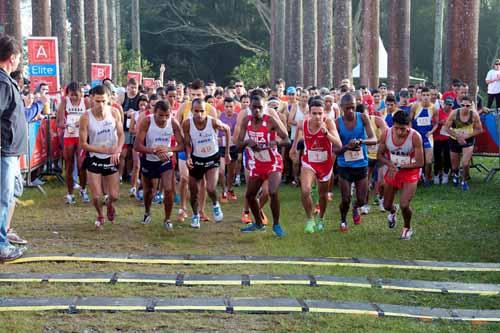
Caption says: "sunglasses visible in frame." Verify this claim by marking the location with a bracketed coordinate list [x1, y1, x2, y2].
[495, 63, 500, 66]
[461, 104, 472, 107]
[235, 85, 243, 87]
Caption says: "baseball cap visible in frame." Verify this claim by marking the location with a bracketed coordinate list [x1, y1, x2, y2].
[286, 86, 296, 95]
[444, 96, 454, 105]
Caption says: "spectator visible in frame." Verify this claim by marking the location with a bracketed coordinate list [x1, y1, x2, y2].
[485, 59, 500, 110]
[0, 34, 27, 261]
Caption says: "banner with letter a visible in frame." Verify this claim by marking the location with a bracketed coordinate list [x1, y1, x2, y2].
[91, 63, 112, 87]
[27, 37, 60, 94]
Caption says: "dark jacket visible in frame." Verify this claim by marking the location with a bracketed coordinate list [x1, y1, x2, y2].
[0, 68, 27, 157]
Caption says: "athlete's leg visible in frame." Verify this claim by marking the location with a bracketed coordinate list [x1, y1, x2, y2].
[102, 171, 120, 204]
[245, 177, 264, 225]
[267, 172, 282, 226]
[188, 175, 201, 215]
[178, 159, 189, 214]
[87, 171, 104, 218]
[259, 180, 269, 209]
[383, 184, 397, 213]
[338, 178, 351, 221]
[205, 167, 219, 205]
[300, 168, 316, 219]
[226, 160, 236, 193]
[76, 148, 87, 190]
[142, 175, 157, 216]
[353, 175, 368, 211]
[119, 145, 129, 180]
[424, 147, 433, 182]
[161, 169, 174, 221]
[130, 149, 140, 190]
[461, 146, 474, 180]
[63, 143, 77, 194]
[399, 182, 418, 229]
[219, 155, 226, 192]
[199, 176, 207, 217]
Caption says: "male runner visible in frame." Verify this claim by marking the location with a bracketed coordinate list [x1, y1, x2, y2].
[218, 97, 239, 202]
[183, 98, 230, 228]
[79, 86, 124, 229]
[134, 100, 184, 230]
[290, 99, 341, 233]
[378, 110, 424, 240]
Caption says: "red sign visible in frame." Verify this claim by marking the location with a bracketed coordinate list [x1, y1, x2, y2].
[27, 37, 60, 93]
[127, 71, 143, 84]
[142, 77, 155, 89]
[29, 76, 59, 94]
[91, 63, 112, 87]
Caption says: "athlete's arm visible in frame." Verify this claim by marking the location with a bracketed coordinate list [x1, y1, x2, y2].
[403, 133, 424, 170]
[360, 112, 377, 145]
[287, 104, 297, 127]
[443, 109, 457, 136]
[289, 120, 303, 160]
[269, 115, 290, 147]
[56, 98, 66, 129]
[409, 103, 418, 120]
[182, 119, 194, 168]
[467, 110, 483, 139]
[213, 117, 231, 161]
[129, 112, 138, 135]
[112, 107, 125, 155]
[171, 118, 185, 152]
[175, 102, 186, 124]
[428, 107, 439, 135]
[133, 116, 151, 154]
[233, 109, 246, 144]
[207, 104, 218, 119]
[236, 115, 257, 152]
[374, 115, 388, 135]
[376, 129, 395, 172]
[324, 118, 342, 150]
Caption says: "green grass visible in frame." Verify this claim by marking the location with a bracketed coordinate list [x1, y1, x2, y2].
[1, 157, 499, 332]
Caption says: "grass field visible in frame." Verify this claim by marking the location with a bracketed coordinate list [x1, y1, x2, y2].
[1, 157, 499, 332]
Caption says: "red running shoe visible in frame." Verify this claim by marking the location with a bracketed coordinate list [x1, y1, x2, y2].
[353, 207, 361, 225]
[107, 203, 115, 223]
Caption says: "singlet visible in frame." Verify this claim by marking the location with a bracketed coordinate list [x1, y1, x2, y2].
[412, 104, 435, 136]
[434, 108, 452, 141]
[218, 112, 237, 147]
[384, 111, 394, 128]
[384, 127, 417, 168]
[336, 112, 368, 168]
[302, 119, 333, 166]
[145, 114, 173, 162]
[399, 105, 412, 115]
[451, 109, 474, 140]
[368, 115, 383, 160]
[189, 117, 219, 158]
[87, 109, 117, 159]
[290, 104, 305, 140]
[245, 114, 280, 164]
[180, 101, 214, 121]
[122, 93, 141, 131]
[64, 97, 86, 138]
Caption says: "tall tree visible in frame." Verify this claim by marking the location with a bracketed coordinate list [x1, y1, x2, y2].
[32, 0, 51, 36]
[98, 0, 110, 63]
[69, 0, 87, 83]
[284, 0, 294, 85]
[302, 0, 317, 86]
[289, 0, 304, 85]
[115, 0, 122, 84]
[85, 0, 99, 81]
[433, 0, 445, 90]
[5, 0, 22, 44]
[51, 0, 69, 84]
[0, 1, 6, 33]
[387, 0, 411, 91]
[108, 0, 118, 81]
[317, 0, 333, 88]
[360, 0, 379, 88]
[446, 0, 480, 97]
[270, 0, 286, 84]
[131, 0, 141, 61]
[333, 0, 352, 87]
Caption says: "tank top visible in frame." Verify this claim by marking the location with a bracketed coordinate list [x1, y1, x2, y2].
[384, 111, 394, 128]
[181, 101, 213, 121]
[189, 117, 219, 158]
[122, 93, 141, 131]
[337, 112, 368, 168]
[145, 114, 173, 162]
[290, 104, 305, 140]
[64, 97, 86, 138]
[218, 112, 237, 147]
[87, 109, 118, 159]
[412, 104, 434, 136]
[368, 115, 382, 160]
[451, 109, 474, 140]
[246, 114, 280, 164]
[384, 127, 417, 167]
[302, 119, 333, 165]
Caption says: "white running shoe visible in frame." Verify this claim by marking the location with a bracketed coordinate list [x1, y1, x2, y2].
[360, 204, 370, 215]
[213, 202, 224, 222]
[442, 173, 449, 184]
[400, 228, 414, 240]
[65, 194, 76, 204]
[379, 197, 385, 212]
[73, 183, 81, 190]
[129, 187, 137, 198]
[164, 220, 173, 231]
[191, 214, 201, 229]
[433, 175, 440, 185]
[141, 214, 152, 225]
[80, 189, 90, 203]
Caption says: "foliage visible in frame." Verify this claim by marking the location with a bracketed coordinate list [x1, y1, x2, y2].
[230, 53, 270, 88]
[119, 41, 155, 84]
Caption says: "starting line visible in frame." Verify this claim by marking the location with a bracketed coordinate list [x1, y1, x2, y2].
[0, 272, 499, 296]
[0, 296, 499, 321]
[5, 254, 500, 272]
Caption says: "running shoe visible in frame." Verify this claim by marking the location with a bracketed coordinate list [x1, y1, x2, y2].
[241, 211, 252, 224]
[340, 221, 348, 233]
[228, 190, 237, 201]
[304, 219, 315, 234]
[7, 229, 28, 245]
[433, 175, 440, 185]
[315, 216, 325, 232]
[234, 175, 241, 187]
[220, 192, 228, 203]
[106, 202, 115, 223]
[400, 228, 413, 240]
[452, 174, 459, 187]
[129, 187, 137, 198]
[0, 244, 26, 262]
[95, 217, 105, 230]
[240, 223, 266, 233]
[136, 189, 144, 201]
[387, 211, 397, 229]
[200, 212, 211, 222]
[153, 192, 163, 204]
[190, 214, 201, 229]
[353, 207, 361, 225]
[260, 210, 269, 225]
[461, 181, 469, 191]
[213, 202, 224, 222]
[141, 214, 152, 225]
[80, 189, 90, 203]
[177, 209, 188, 222]
[442, 173, 449, 184]
[164, 220, 173, 231]
[65, 194, 76, 205]
[378, 197, 385, 212]
[360, 204, 370, 215]
[314, 203, 320, 215]
[272, 224, 286, 238]
[174, 193, 180, 205]
[327, 192, 333, 202]
[73, 183, 81, 190]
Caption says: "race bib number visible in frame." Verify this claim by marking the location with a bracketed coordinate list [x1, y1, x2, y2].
[417, 117, 431, 127]
[390, 153, 411, 167]
[254, 150, 271, 162]
[196, 143, 215, 156]
[308, 150, 328, 163]
[455, 128, 471, 137]
[67, 114, 80, 126]
[368, 144, 378, 153]
[344, 149, 364, 162]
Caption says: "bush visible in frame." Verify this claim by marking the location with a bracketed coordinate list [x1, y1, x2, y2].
[230, 53, 270, 88]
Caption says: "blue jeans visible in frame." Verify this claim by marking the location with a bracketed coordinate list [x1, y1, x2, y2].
[0, 156, 19, 248]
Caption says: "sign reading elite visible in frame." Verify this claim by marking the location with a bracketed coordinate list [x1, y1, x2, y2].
[27, 37, 60, 94]
[91, 63, 112, 87]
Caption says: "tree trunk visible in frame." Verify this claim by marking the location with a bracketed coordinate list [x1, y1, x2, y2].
[32, 0, 51, 36]
[69, 0, 86, 83]
[85, 0, 99, 81]
[51, 0, 69, 84]
[360, 0, 379, 88]
[317, 0, 333, 88]
[302, 0, 317, 86]
[333, 0, 352, 87]
[115, 0, 122, 84]
[446, 0, 480, 97]
[290, 0, 303, 86]
[5, 0, 22, 69]
[270, 0, 286, 84]
[98, 0, 110, 63]
[284, 0, 294, 85]
[387, 0, 410, 91]
[131, 0, 141, 61]
[108, 0, 118, 81]
[0, 1, 7, 33]
[433, 0, 444, 90]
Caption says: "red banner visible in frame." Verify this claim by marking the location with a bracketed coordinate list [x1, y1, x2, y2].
[127, 71, 142, 84]
[27, 37, 60, 94]
[91, 63, 112, 87]
[19, 119, 62, 172]
[142, 77, 155, 89]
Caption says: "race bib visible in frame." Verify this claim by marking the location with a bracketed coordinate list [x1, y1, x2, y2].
[308, 150, 328, 163]
[67, 114, 80, 126]
[196, 143, 215, 156]
[416, 117, 431, 127]
[455, 128, 471, 137]
[344, 149, 364, 162]
[390, 153, 411, 167]
[254, 150, 271, 162]
[368, 144, 378, 153]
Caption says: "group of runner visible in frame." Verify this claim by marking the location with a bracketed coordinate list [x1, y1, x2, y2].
[56, 77, 483, 241]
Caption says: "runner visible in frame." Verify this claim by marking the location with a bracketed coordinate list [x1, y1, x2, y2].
[218, 97, 239, 203]
[134, 100, 184, 230]
[378, 110, 424, 240]
[183, 98, 231, 228]
[432, 96, 454, 184]
[128, 95, 149, 198]
[443, 96, 483, 190]
[288, 89, 309, 185]
[334, 94, 377, 233]
[398, 90, 412, 115]
[79, 85, 124, 230]
[57, 82, 91, 204]
[290, 98, 341, 233]
[237, 94, 291, 237]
